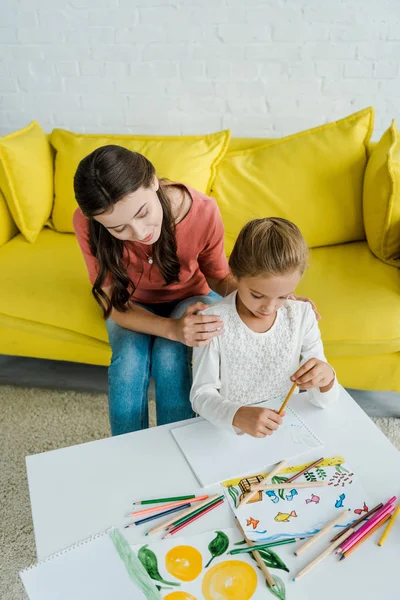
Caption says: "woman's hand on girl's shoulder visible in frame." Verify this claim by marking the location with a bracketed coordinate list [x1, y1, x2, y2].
[171, 302, 224, 347]
[288, 294, 321, 320]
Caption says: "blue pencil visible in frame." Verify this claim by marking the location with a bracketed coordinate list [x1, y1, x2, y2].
[125, 503, 191, 527]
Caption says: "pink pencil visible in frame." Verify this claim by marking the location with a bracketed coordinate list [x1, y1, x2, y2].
[339, 496, 396, 554]
[162, 498, 224, 539]
[127, 495, 208, 518]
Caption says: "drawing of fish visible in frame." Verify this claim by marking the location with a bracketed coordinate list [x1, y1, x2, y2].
[246, 517, 260, 529]
[285, 489, 298, 502]
[265, 490, 279, 504]
[274, 511, 298, 523]
[354, 502, 369, 515]
[335, 493, 346, 508]
[305, 494, 320, 505]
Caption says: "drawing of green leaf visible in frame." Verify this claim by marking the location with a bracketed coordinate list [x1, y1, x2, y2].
[233, 539, 247, 546]
[337, 465, 349, 474]
[257, 549, 290, 573]
[271, 475, 289, 500]
[228, 486, 239, 507]
[108, 530, 162, 599]
[304, 470, 317, 482]
[205, 531, 230, 568]
[316, 468, 327, 480]
[138, 545, 180, 587]
[268, 575, 286, 599]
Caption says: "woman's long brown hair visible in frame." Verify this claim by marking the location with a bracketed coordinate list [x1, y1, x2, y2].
[74, 145, 180, 319]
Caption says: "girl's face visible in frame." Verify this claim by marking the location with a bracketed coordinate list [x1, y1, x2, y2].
[237, 271, 302, 320]
[93, 178, 163, 245]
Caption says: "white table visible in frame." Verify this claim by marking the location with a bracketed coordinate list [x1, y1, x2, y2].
[26, 387, 400, 599]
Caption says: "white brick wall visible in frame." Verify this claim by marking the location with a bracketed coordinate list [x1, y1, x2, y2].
[0, 0, 399, 138]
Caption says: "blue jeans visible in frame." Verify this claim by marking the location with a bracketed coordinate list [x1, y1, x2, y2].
[106, 292, 220, 435]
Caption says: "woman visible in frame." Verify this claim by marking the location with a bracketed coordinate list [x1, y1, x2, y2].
[73, 145, 318, 436]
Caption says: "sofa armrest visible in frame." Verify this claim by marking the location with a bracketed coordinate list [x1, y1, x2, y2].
[0, 187, 18, 248]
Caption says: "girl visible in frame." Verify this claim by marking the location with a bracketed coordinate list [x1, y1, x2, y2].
[190, 218, 338, 438]
[73, 145, 236, 435]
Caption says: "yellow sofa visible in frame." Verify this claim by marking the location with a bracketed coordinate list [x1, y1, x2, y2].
[1, 111, 400, 392]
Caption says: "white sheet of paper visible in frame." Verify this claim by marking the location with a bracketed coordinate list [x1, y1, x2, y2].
[131, 527, 287, 598]
[171, 406, 323, 487]
[20, 529, 160, 600]
[223, 457, 368, 541]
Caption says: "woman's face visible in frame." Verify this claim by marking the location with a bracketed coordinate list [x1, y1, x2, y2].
[94, 178, 163, 244]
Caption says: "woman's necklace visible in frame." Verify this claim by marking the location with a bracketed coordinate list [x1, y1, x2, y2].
[142, 248, 153, 264]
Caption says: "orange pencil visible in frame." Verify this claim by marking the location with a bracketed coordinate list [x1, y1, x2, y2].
[278, 382, 297, 415]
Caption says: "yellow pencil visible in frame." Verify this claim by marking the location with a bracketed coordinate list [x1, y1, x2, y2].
[278, 382, 297, 415]
[378, 504, 400, 546]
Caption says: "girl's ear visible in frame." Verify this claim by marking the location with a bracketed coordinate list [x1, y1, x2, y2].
[152, 175, 160, 192]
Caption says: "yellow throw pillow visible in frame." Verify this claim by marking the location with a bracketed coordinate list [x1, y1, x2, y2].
[212, 107, 374, 254]
[0, 187, 18, 248]
[50, 129, 231, 232]
[363, 120, 400, 265]
[0, 121, 53, 243]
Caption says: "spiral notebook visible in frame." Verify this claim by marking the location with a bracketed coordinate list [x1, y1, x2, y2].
[19, 528, 161, 600]
[171, 406, 323, 486]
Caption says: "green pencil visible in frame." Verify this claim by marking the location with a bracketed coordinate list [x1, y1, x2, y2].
[166, 495, 225, 530]
[229, 537, 302, 555]
[133, 495, 196, 505]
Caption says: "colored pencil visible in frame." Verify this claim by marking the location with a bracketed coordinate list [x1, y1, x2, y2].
[229, 537, 302, 555]
[133, 494, 197, 505]
[235, 517, 275, 588]
[252, 481, 329, 492]
[330, 502, 383, 543]
[278, 381, 297, 415]
[340, 513, 392, 559]
[295, 510, 349, 556]
[166, 495, 224, 530]
[125, 503, 191, 527]
[339, 496, 396, 554]
[293, 529, 354, 582]
[378, 504, 400, 546]
[127, 495, 209, 518]
[285, 457, 324, 484]
[238, 460, 288, 509]
[162, 498, 224, 539]
[146, 493, 221, 536]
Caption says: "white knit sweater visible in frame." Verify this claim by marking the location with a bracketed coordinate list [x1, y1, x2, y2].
[190, 292, 339, 431]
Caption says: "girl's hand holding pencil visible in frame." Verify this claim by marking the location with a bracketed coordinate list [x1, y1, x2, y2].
[291, 358, 335, 392]
[233, 407, 285, 438]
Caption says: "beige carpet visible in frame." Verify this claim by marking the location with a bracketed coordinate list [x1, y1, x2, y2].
[1, 385, 399, 600]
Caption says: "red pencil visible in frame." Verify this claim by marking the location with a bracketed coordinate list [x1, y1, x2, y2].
[162, 498, 224, 539]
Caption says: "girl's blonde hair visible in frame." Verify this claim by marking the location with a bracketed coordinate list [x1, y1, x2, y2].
[229, 217, 308, 279]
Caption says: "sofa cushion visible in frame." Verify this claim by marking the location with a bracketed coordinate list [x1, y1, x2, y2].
[0, 229, 107, 345]
[363, 120, 400, 266]
[0, 187, 18, 248]
[50, 128, 231, 233]
[1, 230, 399, 359]
[0, 121, 53, 243]
[296, 241, 400, 356]
[213, 107, 374, 254]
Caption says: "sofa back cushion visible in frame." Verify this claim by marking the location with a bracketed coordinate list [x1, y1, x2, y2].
[0, 121, 54, 243]
[212, 107, 374, 254]
[363, 120, 400, 266]
[50, 129, 231, 232]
